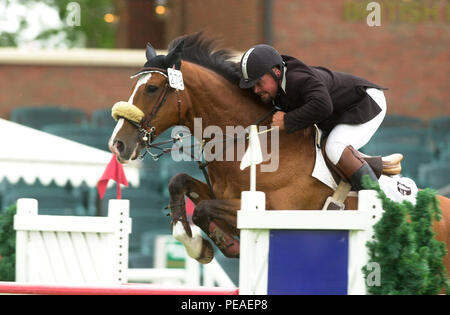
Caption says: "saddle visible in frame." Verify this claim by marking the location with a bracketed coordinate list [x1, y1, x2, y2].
[319, 134, 403, 181]
[338, 150, 403, 178]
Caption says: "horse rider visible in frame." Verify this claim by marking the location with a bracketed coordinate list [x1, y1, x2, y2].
[238, 44, 387, 191]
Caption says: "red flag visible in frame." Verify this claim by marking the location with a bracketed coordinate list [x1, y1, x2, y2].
[185, 196, 195, 224]
[97, 154, 129, 199]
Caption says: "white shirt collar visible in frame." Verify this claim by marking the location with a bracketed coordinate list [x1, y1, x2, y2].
[281, 65, 287, 93]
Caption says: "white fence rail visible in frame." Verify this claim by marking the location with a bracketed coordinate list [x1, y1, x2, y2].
[14, 198, 130, 284]
[13, 198, 236, 289]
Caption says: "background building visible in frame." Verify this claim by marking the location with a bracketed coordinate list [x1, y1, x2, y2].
[0, 0, 448, 119]
[116, 0, 450, 118]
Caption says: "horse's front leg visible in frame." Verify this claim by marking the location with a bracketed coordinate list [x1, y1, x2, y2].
[168, 173, 215, 263]
[192, 198, 241, 258]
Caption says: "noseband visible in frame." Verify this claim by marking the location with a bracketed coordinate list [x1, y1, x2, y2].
[112, 67, 183, 150]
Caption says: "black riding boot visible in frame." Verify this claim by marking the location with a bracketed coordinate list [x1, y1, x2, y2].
[336, 145, 379, 192]
[349, 162, 378, 191]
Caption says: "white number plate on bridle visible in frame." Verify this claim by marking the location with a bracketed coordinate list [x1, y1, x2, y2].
[167, 68, 185, 90]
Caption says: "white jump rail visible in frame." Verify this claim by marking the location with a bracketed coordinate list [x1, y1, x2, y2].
[14, 198, 131, 284]
[238, 190, 383, 295]
[0, 282, 238, 295]
[9, 197, 236, 292]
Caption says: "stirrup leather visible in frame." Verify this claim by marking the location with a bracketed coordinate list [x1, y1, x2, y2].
[322, 181, 352, 210]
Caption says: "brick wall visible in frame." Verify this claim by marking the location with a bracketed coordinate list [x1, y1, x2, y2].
[118, 0, 265, 51]
[272, 0, 450, 118]
[116, 0, 166, 49]
[162, 0, 449, 118]
[0, 1, 448, 120]
[0, 64, 139, 120]
[164, 0, 265, 51]
[182, 0, 265, 50]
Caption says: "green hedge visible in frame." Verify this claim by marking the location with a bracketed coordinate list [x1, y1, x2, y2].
[362, 177, 449, 294]
[0, 204, 16, 281]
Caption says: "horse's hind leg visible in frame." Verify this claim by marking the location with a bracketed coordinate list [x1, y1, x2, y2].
[192, 199, 241, 258]
[168, 173, 215, 263]
[435, 195, 450, 276]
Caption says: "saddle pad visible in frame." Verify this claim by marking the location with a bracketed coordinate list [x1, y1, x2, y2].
[378, 175, 418, 206]
[311, 128, 338, 190]
[311, 128, 418, 205]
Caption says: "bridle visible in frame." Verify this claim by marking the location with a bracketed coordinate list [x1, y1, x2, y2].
[122, 67, 183, 151]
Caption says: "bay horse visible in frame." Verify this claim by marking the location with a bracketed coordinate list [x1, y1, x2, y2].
[109, 33, 450, 274]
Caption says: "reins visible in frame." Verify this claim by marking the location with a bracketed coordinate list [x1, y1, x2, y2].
[144, 107, 276, 162]
[143, 108, 276, 200]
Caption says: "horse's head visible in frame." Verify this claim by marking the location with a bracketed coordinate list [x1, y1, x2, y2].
[109, 40, 186, 163]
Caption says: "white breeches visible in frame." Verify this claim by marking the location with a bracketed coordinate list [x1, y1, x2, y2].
[325, 88, 387, 165]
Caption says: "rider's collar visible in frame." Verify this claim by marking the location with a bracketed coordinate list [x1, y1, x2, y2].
[275, 65, 287, 99]
[280, 65, 287, 93]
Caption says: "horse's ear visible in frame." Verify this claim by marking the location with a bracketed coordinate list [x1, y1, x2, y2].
[146, 43, 157, 61]
[164, 39, 184, 70]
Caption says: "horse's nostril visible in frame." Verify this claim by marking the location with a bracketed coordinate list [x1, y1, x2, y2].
[115, 140, 124, 153]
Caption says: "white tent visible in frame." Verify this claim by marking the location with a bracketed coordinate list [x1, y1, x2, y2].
[0, 118, 140, 187]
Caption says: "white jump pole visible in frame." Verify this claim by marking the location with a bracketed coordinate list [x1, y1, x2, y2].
[238, 125, 268, 294]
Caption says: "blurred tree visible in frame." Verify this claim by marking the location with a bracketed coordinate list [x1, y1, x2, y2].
[0, 30, 19, 47]
[0, 0, 117, 48]
[0, 204, 16, 281]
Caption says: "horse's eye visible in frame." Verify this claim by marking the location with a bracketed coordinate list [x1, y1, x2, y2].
[146, 85, 158, 94]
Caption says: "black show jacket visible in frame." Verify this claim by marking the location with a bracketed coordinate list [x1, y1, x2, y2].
[276, 55, 387, 134]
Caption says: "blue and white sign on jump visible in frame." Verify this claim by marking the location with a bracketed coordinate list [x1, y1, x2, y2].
[238, 126, 383, 295]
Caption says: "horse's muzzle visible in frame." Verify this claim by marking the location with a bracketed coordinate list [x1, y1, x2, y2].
[110, 138, 140, 163]
[111, 139, 124, 155]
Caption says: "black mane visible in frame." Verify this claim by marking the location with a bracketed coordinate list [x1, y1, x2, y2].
[168, 32, 241, 84]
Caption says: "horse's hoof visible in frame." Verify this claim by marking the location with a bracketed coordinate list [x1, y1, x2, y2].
[197, 239, 214, 264]
[208, 222, 240, 258]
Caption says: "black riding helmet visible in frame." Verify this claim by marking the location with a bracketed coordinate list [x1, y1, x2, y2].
[239, 44, 284, 89]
